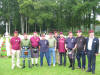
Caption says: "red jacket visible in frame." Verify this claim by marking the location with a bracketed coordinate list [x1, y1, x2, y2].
[58, 37, 66, 53]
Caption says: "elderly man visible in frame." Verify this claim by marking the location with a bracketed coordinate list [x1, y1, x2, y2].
[48, 32, 56, 66]
[65, 32, 76, 70]
[86, 30, 99, 74]
[54, 31, 60, 64]
[30, 32, 40, 67]
[39, 34, 50, 66]
[10, 31, 21, 70]
[76, 30, 86, 70]
[21, 33, 31, 68]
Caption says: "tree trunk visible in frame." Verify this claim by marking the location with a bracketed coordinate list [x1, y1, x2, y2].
[8, 20, 10, 35]
[21, 15, 24, 34]
[25, 17, 27, 34]
[93, 7, 96, 31]
[40, 26, 41, 34]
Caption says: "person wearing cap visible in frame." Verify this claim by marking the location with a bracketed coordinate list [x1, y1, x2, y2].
[58, 32, 66, 66]
[65, 32, 77, 70]
[39, 34, 50, 66]
[54, 31, 60, 64]
[86, 30, 99, 74]
[30, 32, 40, 67]
[10, 31, 21, 69]
[21, 33, 31, 69]
[76, 30, 86, 70]
[48, 32, 56, 66]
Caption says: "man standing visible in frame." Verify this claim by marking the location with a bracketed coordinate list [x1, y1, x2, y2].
[39, 34, 50, 66]
[10, 31, 21, 70]
[30, 32, 40, 67]
[54, 31, 60, 64]
[58, 32, 66, 66]
[76, 30, 86, 70]
[65, 32, 76, 70]
[48, 32, 56, 66]
[86, 30, 99, 74]
[21, 33, 31, 68]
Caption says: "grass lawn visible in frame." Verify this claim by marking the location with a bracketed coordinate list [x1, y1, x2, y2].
[0, 55, 100, 75]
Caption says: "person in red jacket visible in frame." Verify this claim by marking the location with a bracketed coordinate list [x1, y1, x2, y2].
[58, 32, 66, 66]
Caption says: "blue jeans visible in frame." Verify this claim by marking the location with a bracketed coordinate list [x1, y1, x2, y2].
[40, 51, 50, 66]
[49, 47, 56, 65]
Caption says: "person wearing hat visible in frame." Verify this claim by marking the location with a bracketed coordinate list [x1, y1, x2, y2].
[76, 30, 86, 70]
[30, 32, 40, 67]
[21, 33, 31, 68]
[58, 32, 66, 66]
[65, 32, 77, 70]
[10, 31, 21, 69]
[39, 34, 50, 66]
[48, 32, 56, 66]
[86, 30, 99, 74]
[54, 31, 60, 64]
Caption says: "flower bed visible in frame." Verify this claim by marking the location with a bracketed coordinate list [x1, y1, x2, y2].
[0, 39, 7, 56]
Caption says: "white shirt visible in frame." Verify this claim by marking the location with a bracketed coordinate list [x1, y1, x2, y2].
[88, 37, 94, 50]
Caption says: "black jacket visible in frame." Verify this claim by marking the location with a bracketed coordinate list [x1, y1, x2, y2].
[86, 37, 99, 54]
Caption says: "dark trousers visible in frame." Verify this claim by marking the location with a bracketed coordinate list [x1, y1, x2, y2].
[87, 51, 96, 72]
[68, 54, 75, 66]
[59, 52, 66, 66]
[40, 51, 49, 66]
[76, 50, 86, 69]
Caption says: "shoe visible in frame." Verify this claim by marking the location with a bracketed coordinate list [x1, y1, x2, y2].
[40, 64, 43, 67]
[92, 71, 95, 74]
[64, 64, 66, 67]
[69, 65, 72, 68]
[77, 67, 81, 69]
[82, 68, 85, 71]
[22, 66, 25, 69]
[17, 65, 22, 68]
[35, 64, 39, 67]
[32, 64, 34, 67]
[72, 66, 75, 70]
[11, 64, 15, 70]
[59, 64, 62, 66]
[86, 70, 91, 72]
[53, 64, 55, 67]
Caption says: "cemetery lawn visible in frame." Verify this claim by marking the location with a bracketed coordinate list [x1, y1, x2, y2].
[0, 55, 100, 75]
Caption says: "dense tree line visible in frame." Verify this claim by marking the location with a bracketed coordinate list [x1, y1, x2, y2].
[0, 0, 100, 34]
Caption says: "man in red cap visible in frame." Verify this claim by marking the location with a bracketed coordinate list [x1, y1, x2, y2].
[86, 30, 99, 74]
[30, 32, 40, 67]
[10, 31, 21, 69]
[54, 31, 60, 64]
[65, 32, 77, 70]
[58, 32, 66, 66]
[76, 30, 86, 70]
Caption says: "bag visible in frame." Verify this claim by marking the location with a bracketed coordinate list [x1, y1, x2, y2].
[33, 49, 38, 53]
[24, 51, 28, 55]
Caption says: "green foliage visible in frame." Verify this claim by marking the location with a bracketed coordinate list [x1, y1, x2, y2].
[0, 0, 100, 33]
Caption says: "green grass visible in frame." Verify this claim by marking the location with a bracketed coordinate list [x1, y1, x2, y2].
[0, 55, 100, 75]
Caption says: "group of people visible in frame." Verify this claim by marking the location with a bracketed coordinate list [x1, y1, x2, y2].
[10, 30, 99, 74]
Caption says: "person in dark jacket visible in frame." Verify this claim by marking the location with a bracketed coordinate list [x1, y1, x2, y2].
[86, 30, 99, 74]
[65, 32, 77, 70]
[39, 34, 50, 67]
[76, 30, 86, 70]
